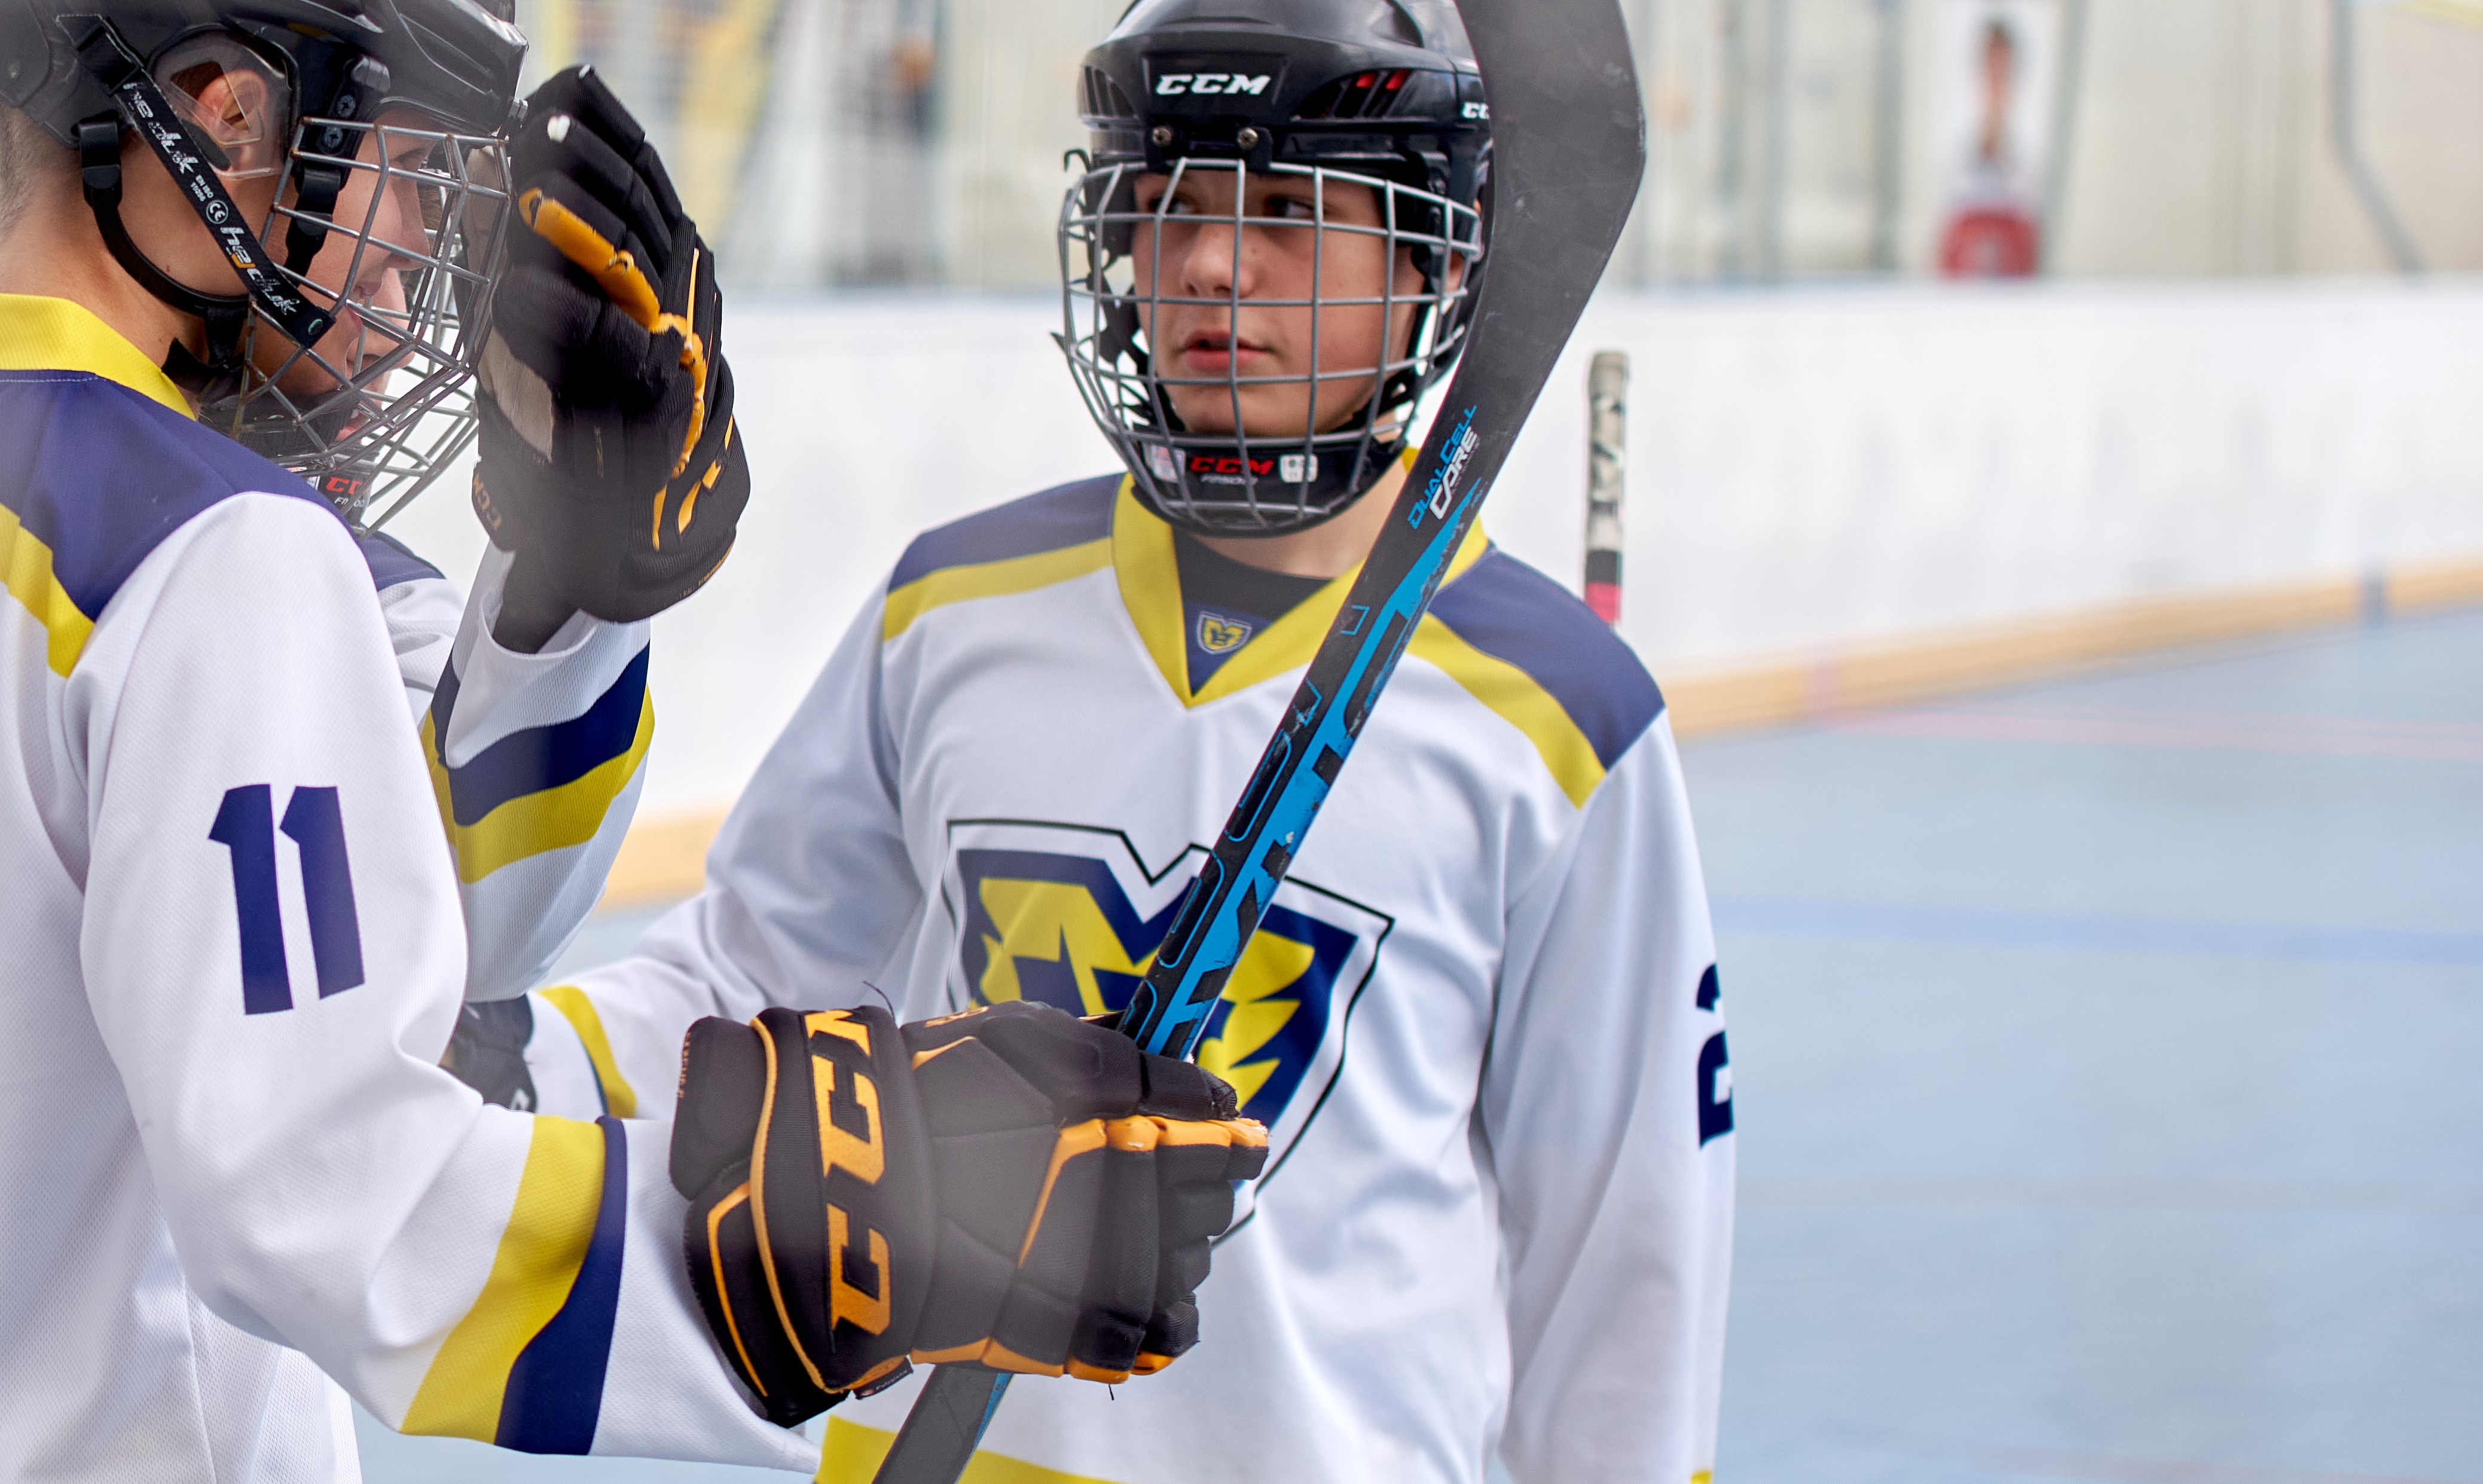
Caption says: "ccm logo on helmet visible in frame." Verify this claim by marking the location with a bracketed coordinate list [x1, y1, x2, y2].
[1156, 72, 1273, 97]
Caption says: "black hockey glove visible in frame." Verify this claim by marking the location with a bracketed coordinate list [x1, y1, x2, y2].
[472, 65, 749, 634]
[671, 1003, 1267, 1427]
[442, 999, 539, 1112]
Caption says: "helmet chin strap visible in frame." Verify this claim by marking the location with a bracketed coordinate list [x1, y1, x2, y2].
[67, 21, 337, 397]
[75, 117, 250, 395]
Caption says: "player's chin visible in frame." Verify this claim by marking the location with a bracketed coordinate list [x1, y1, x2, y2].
[1166, 387, 1321, 440]
[297, 321, 414, 399]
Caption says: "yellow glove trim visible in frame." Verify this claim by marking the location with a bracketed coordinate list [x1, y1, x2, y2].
[518, 189, 712, 481]
[704, 1184, 771, 1398]
[746, 1021, 835, 1396]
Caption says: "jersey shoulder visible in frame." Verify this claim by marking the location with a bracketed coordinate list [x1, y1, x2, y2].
[357, 529, 445, 591]
[884, 474, 1122, 639]
[1424, 546, 1666, 804]
[0, 370, 335, 628]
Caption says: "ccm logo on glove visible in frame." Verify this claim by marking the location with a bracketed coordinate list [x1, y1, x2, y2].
[672, 1003, 1265, 1427]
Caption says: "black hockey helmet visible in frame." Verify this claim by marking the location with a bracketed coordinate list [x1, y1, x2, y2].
[0, 0, 526, 524]
[1058, 0, 1492, 536]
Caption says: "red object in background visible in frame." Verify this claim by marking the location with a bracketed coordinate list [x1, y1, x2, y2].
[1940, 205, 2042, 277]
[1584, 581, 1622, 626]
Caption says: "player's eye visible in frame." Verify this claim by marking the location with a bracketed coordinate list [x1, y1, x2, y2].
[1260, 194, 1317, 221]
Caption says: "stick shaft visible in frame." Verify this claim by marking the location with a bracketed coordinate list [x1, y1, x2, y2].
[1584, 350, 1629, 627]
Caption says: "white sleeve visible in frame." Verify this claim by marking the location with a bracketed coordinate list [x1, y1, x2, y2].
[522, 590, 924, 1120]
[1481, 717, 1734, 1484]
[376, 569, 464, 723]
[416, 543, 655, 1003]
[80, 494, 812, 1468]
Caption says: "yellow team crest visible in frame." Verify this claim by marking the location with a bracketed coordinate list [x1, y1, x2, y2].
[1197, 612, 1253, 655]
[942, 820, 1392, 1205]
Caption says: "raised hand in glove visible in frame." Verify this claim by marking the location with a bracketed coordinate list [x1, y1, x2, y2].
[671, 1002, 1267, 1427]
[473, 65, 748, 645]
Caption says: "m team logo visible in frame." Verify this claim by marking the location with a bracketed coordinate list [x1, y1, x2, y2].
[941, 820, 1391, 1211]
[1196, 613, 1253, 655]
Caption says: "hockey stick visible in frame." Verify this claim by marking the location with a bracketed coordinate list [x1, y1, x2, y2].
[871, 1, 1644, 1478]
[1584, 350, 1630, 626]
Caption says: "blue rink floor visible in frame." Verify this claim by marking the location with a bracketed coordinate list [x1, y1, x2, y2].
[360, 608, 2483, 1483]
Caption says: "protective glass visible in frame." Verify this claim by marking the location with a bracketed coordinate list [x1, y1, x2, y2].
[1059, 156, 1483, 535]
[198, 112, 513, 529]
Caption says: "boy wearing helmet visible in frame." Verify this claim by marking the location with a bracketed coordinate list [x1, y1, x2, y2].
[484, 2, 1735, 1482]
[0, 1, 1259, 1476]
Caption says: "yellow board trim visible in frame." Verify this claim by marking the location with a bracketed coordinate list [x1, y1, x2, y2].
[539, 985, 639, 1119]
[399, 1116, 606, 1443]
[883, 538, 1115, 642]
[1111, 475, 1490, 710]
[588, 562, 2483, 915]
[1409, 612, 1607, 807]
[0, 500, 96, 677]
[0, 294, 191, 414]
[420, 686, 656, 884]
[820, 1418, 1126, 1484]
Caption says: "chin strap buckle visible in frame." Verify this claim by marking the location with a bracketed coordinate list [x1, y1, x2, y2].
[75, 117, 121, 202]
[283, 163, 346, 277]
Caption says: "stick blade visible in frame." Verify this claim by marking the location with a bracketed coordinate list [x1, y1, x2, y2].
[1455, 0, 1647, 386]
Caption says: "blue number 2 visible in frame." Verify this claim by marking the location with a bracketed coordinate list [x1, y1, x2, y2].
[1694, 964, 1733, 1146]
[208, 785, 366, 1016]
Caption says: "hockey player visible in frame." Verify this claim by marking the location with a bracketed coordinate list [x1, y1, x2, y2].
[0, 0, 1259, 1476]
[474, 2, 1736, 1482]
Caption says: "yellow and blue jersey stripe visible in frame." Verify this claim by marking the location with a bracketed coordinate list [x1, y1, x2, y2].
[537, 985, 640, 1118]
[422, 646, 655, 883]
[1423, 548, 1666, 806]
[872, 463, 1663, 805]
[0, 304, 339, 677]
[882, 475, 1121, 640]
[401, 1115, 631, 1452]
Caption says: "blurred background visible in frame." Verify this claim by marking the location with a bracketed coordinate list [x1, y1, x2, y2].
[509, 0, 2483, 288]
[365, 1, 2483, 1480]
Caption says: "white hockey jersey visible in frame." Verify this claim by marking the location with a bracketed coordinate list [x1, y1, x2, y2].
[0, 294, 814, 1478]
[523, 474, 1737, 1484]
[374, 532, 653, 1004]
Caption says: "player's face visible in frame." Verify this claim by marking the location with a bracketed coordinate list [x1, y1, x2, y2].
[248, 110, 447, 408]
[1128, 168, 1439, 439]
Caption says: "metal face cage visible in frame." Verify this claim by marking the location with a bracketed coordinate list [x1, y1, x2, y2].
[1058, 154, 1483, 536]
[200, 112, 512, 530]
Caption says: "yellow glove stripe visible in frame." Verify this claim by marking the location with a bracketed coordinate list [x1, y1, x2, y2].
[904, 1338, 1067, 1378]
[1016, 1119, 1110, 1265]
[661, 243, 711, 475]
[704, 1184, 771, 1398]
[746, 1021, 835, 1395]
[518, 188, 662, 325]
[650, 426, 732, 552]
[682, 423, 730, 533]
[518, 190, 711, 483]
